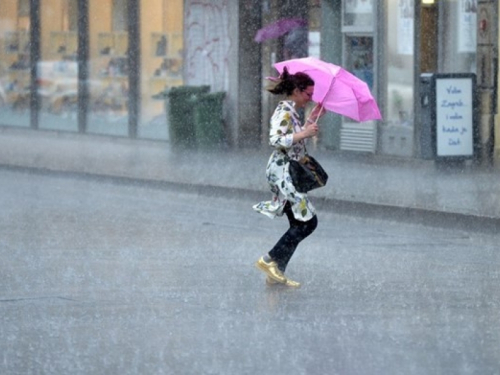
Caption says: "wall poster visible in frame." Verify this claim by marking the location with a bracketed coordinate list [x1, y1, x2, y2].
[435, 75, 475, 157]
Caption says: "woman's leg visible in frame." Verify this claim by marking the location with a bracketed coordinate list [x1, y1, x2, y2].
[268, 201, 318, 272]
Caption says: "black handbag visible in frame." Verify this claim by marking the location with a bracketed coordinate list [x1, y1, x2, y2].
[288, 153, 328, 193]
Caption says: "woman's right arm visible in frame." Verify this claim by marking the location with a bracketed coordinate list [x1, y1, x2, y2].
[293, 122, 318, 144]
[269, 106, 318, 148]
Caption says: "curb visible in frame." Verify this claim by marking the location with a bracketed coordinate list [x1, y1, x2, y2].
[2, 163, 498, 235]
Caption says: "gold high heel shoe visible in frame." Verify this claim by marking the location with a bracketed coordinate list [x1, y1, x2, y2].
[265, 276, 301, 288]
[255, 257, 286, 283]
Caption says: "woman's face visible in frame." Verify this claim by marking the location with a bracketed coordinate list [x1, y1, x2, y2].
[294, 85, 314, 108]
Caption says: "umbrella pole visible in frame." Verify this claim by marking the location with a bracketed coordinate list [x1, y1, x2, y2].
[306, 103, 325, 124]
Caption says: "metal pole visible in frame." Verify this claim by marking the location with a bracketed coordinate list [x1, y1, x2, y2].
[127, 0, 140, 138]
[77, 0, 89, 134]
[29, 0, 40, 130]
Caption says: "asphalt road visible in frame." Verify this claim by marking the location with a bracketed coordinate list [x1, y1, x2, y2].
[1, 168, 499, 375]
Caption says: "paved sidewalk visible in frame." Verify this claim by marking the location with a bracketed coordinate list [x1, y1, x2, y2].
[1, 126, 499, 223]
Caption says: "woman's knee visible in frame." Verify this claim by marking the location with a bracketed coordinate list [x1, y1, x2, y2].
[297, 215, 317, 238]
[307, 215, 318, 234]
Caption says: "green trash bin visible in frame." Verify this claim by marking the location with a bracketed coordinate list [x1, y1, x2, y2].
[194, 92, 226, 149]
[167, 85, 210, 148]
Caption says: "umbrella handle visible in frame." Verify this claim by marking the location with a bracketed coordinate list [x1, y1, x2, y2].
[306, 103, 325, 124]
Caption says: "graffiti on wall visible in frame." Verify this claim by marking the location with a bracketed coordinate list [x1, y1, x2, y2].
[185, 0, 232, 92]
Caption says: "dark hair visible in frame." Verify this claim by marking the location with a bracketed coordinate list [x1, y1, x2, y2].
[266, 66, 314, 96]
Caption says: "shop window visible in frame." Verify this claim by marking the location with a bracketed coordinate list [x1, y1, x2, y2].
[343, 0, 374, 32]
[138, 0, 184, 140]
[87, 0, 129, 136]
[345, 36, 374, 91]
[385, 0, 414, 128]
[437, 0, 477, 73]
[0, 0, 31, 127]
[38, 0, 79, 132]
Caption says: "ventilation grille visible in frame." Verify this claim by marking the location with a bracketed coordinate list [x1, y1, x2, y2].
[340, 123, 377, 153]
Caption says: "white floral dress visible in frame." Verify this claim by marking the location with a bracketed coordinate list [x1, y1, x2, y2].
[253, 100, 316, 222]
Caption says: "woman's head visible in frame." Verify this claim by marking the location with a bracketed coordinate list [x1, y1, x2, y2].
[267, 67, 314, 95]
[267, 67, 315, 108]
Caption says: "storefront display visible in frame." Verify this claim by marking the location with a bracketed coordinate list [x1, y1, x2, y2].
[0, 0, 184, 137]
[4, 31, 31, 108]
[0, 1, 31, 127]
[140, 0, 184, 139]
[38, 0, 79, 131]
[85, 0, 129, 136]
[92, 31, 129, 127]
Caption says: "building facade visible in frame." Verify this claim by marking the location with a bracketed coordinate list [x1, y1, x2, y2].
[0, 0, 498, 163]
[0, 0, 183, 139]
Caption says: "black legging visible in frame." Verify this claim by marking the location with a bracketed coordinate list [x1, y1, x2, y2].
[268, 201, 318, 272]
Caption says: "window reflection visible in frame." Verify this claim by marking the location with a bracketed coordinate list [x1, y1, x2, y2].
[85, 0, 129, 136]
[386, 0, 414, 127]
[0, 0, 31, 127]
[139, 0, 184, 140]
[39, 0, 79, 131]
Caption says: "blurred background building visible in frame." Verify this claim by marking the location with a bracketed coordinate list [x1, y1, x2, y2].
[0, 0, 498, 163]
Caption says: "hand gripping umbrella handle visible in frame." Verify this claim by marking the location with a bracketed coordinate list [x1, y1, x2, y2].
[305, 103, 325, 125]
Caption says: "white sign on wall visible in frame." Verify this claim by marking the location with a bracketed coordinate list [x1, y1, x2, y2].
[458, 0, 477, 53]
[345, 0, 373, 14]
[397, 0, 414, 55]
[435, 77, 474, 157]
[308, 32, 320, 59]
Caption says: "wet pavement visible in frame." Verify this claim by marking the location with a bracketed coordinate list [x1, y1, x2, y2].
[1, 170, 499, 375]
[0, 127, 500, 224]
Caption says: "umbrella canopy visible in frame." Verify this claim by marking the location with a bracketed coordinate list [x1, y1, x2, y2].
[254, 18, 307, 43]
[274, 57, 382, 122]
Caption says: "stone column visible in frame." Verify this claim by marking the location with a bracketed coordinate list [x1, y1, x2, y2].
[476, 0, 497, 165]
[236, 0, 263, 148]
[493, 2, 500, 164]
[320, 0, 342, 150]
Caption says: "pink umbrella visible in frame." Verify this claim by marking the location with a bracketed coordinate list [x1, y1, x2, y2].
[254, 18, 307, 43]
[274, 57, 382, 122]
